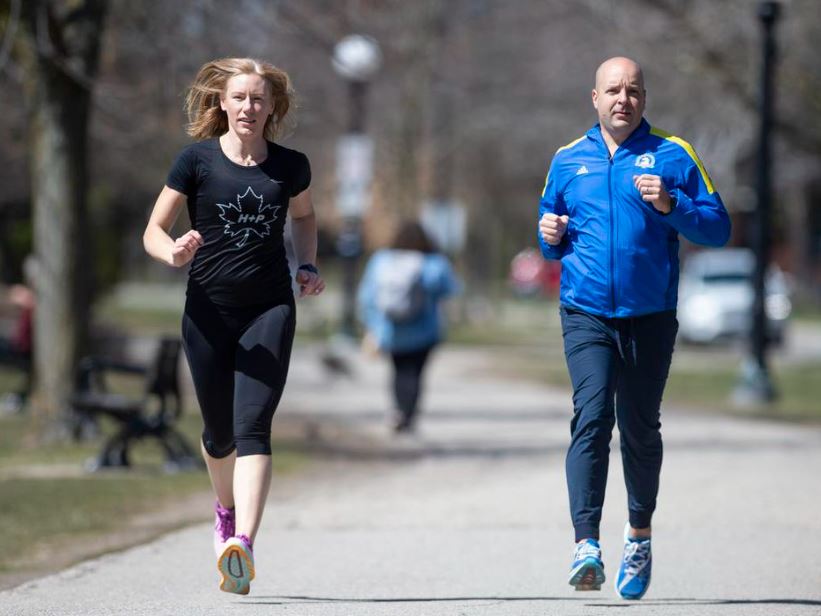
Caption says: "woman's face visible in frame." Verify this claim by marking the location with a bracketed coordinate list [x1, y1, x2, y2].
[220, 73, 274, 139]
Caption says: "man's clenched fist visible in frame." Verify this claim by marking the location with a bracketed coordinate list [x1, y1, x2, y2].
[540, 213, 570, 246]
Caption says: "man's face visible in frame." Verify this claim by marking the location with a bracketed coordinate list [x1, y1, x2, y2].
[592, 60, 645, 138]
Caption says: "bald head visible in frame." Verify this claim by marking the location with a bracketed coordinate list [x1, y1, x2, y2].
[594, 57, 644, 91]
[592, 57, 646, 146]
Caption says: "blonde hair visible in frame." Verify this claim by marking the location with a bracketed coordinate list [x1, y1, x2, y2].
[185, 58, 294, 140]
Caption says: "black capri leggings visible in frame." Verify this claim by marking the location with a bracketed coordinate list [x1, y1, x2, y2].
[181, 294, 296, 458]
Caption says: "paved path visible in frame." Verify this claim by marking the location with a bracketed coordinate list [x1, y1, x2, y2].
[2, 344, 820, 615]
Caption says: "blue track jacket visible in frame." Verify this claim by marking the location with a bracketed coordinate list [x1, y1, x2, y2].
[538, 119, 731, 318]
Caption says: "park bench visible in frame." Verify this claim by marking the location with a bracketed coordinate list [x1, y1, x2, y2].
[71, 337, 200, 472]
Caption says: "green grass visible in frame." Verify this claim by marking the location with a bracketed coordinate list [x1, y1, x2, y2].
[487, 345, 821, 422]
[0, 413, 100, 467]
[0, 291, 326, 583]
[664, 360, 821, 420]
[1, 290, 817, 581]
[449, 296, 821, 422]
[0, 366, 309, 580]
[792, 302, 821, 324]
[0, 410, 308, 578]
[95, 294, 335, 342]
[0, 407, 205, 575]
[0, 409, 307, 471]
[0, 474, 210, 574]
[95, 304, 182, 337]
[449, 296, 562, 346]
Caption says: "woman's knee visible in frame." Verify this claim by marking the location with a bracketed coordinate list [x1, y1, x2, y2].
[201, 433, 236, 458]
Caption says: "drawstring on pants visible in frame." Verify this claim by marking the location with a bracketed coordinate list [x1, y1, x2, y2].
[615, 318, 638, 365]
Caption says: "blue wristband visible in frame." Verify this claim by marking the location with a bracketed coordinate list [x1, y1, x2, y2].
[298, 263, 319, 275]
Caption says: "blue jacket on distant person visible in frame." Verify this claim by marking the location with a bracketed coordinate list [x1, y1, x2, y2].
[538, 119, 731, 318]
[358, 249, 460, 353]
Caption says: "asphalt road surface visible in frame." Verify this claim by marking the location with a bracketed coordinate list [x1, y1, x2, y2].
[2, 344, 819, 615]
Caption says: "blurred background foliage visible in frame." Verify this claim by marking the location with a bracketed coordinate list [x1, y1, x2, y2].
[0, 1, 818, 583]
[1, 0, 819, 299]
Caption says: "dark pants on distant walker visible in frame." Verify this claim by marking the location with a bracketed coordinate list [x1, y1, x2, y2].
[560, 306, 678, 542]
[390, 345, 433, 423]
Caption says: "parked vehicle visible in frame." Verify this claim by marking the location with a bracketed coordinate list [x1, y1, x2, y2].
[508, 248, 560, 297]
[677, 248, 791, 345]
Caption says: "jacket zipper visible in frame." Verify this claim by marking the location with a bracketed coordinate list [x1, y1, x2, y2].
[608, 154, 616, 315]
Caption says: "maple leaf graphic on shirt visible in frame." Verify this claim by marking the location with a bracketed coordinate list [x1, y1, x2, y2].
[216, 187, 280, 248]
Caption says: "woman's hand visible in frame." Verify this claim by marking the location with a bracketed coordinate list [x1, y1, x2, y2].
[296, 268, 325, 298]
[171, 230, 204, 267]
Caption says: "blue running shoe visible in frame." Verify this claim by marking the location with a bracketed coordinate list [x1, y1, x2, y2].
[615, 523, 652, 600]
[568, 538, 605, 591]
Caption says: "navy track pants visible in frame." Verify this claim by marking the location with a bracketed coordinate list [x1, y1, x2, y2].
[560, 305, 678, 542]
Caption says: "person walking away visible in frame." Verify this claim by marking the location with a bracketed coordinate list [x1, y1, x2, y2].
[358, 221, 459, 433]
[538, 56, 730, 600]
[143, 57, 325, 595]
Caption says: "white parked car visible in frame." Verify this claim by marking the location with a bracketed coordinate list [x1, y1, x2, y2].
[677, 248, 791, 345]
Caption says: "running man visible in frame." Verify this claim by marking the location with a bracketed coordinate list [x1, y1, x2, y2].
[538, 56, 730, 599]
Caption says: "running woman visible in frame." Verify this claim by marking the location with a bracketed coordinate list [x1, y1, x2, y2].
[143, 58, 325, 595]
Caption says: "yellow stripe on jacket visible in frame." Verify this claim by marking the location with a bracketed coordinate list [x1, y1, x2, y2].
[541, 136, 586, 198]
[649, 127, 716, 194]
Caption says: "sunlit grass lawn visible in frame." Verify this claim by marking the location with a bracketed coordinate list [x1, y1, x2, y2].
[0, 371, 308, 580]
[450, 296, 821, 422]
[476, 344, 821, 421]
[19, 290, 821, 425]
[663, 360, 821, 420]
[0, 476, 209, 575]
[1, 291, 817, 581]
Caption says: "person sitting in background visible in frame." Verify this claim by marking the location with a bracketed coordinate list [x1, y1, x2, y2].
[0, 283, 35, 413]
[357, 220, 460, 434]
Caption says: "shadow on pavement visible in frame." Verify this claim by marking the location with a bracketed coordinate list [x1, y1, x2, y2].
[242, 595, 821, 607]
[300, 408, 568, 423]
[244, 595, 595, 605]
[294, 438, 568, 462]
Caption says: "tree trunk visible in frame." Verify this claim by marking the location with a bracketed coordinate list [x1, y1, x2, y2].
[15, 0, 106, 431]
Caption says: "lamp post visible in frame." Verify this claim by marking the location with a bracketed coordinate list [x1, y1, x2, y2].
[332, 35, 381, 339]
[734, 1, 780, 405]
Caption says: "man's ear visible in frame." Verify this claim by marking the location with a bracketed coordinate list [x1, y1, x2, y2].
[591, 89, 599, 110]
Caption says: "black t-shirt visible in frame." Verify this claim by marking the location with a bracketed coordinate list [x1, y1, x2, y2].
[166, 138, 311, 307]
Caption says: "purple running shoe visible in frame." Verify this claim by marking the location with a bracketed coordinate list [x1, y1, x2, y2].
[213, 501, 235, 557]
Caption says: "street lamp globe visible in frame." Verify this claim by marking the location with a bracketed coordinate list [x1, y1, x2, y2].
[332, 34, 381, 82]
